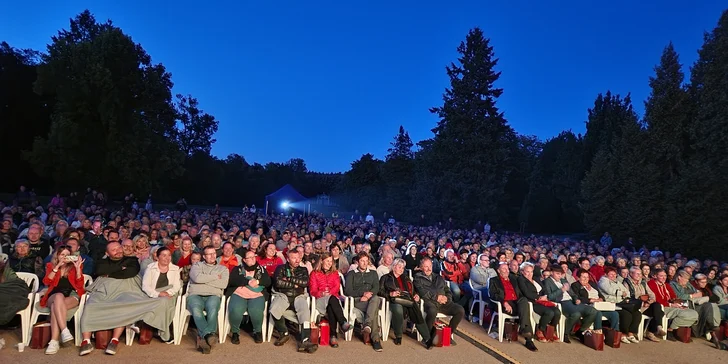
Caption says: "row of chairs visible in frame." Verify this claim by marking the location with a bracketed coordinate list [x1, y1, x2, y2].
[471, 277, 669, 343]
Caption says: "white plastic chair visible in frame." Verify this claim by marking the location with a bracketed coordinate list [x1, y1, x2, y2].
[221, 296, 269, 343]
[416, 300, 453, 342]
[468, 280, 485, 326]
[265, 295, 315, 343]
[27, 274, 93, 346]
[638, 304, 668, 341]
[529, 302, 567, 341]
[175, 282, 226, 345]
[488, 299, 519, 342]
[16, 272, 39, 345]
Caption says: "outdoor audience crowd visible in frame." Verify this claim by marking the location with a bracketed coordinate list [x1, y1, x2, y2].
[0, 187, 727, 357]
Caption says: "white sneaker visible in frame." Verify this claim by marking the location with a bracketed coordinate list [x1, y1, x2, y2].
[627, 336, 639, 343]
[620, 336, 631, 344]
[61, 329, 74, 343]
[45, 340, 60, 355]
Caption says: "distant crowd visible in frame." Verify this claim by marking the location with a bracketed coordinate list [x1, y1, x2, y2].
[0, 186, 727, 358]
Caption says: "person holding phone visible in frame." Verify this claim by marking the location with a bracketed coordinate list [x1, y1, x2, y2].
[40, 244, 85, 354]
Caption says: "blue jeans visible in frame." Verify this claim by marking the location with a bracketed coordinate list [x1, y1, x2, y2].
[601, 310, 619, 331]
[187, 295, 222, 338]
[227, 295, 266, 334]
[719, 304, 728, 321]
[561, 301, 600, 333]
[449, 281, 462, 302]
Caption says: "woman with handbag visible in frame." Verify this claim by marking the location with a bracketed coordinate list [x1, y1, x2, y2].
[379, 258, 431, 348]
[309, 252, 351, 348]
[516, 262, 561, 343]
[574, 269, 610, 336]
[40, 244, 85, 354]
[597, 267, 643, 343]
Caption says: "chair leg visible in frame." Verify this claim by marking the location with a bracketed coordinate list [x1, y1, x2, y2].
[488, 312, 497, 334]
[498, 315, 505, 342]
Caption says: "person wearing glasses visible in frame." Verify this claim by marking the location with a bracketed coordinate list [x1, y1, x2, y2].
[187, 246, 230, 354]
[225, 249, 271, 344]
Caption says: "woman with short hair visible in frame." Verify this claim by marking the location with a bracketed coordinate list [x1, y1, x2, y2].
[225, 249, 271, 344]
[379, 258, 430, 348]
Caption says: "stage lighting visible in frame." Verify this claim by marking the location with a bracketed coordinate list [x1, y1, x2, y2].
[281, 201, 290, 209]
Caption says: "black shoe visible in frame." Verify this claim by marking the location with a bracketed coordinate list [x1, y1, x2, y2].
[253, 332, 263, 344]
[274, 332, 290, 346]
[231, 333, 240, 345]
[393, 337, 402, 345]
[525, 339, 538, 352]
[299, 340, 318, 353]
[710, 333, 720, 349]
[372, 340, 383, 352]
[450, 338, 457, 346]
[422, 339, 434, 350]
[563, 335, 571, 344]
[205, 333, 217, 349]
[198, 337, 211, 354]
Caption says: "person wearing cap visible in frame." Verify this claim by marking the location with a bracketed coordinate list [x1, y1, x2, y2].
[683, 260, 698, 277]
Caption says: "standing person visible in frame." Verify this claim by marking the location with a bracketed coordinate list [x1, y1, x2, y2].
[40, 246, 86, 354]
[414, 257, 465, 347]
[309, 253, 351, 348]
[345, 252, 383, 351]
[187, 246, 229, 354]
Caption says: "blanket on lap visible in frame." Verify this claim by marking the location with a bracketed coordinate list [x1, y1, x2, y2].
[0, 278, 31, 325]
[80, 276, 176, 340]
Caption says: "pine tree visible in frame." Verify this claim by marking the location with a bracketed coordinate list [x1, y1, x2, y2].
[418, 27, 518, 227]
[383, 126, 415, 221]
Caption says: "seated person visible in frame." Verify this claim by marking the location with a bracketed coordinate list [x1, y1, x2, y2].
[141, 247, 182, 342]
[647, 268, 699, 340]
[0, 259, 31, 343]
[414, 257, 465, 347]
[257, 242, 284, 278]
[573, 269, 616, 338]
[329, 244, 349, 275]
[217, 242, 241, 272]
[517, 262, 561, 344]
[187, 245, 229, 354]
[171, 236, 195, 268]
[670, 270, 720, 345]
[39, 245, 86, 354]
[441, 249, 470, 307]
[309, 252, 350, 348]
[270, 249, 317, 353]
[80, 241, 173, 356]
[489, 262, 538, 351]
[598, 266, 649, 342]
[713, 274, 728, 320]
[543, 265, 600, 343]
[225, 249, 271, 345]
[380, 258, 431, 348]
[44, 234, 94, 276]
[469, 254, 496, 299]
[345, 252, 383, 352]
[8, 239, 44, 277]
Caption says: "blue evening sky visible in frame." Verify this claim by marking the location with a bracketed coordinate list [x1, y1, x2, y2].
[1, 1, 724, 172]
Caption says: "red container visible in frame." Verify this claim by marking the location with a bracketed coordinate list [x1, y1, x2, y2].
[319, 319, 330, 346]
[435, 322, 451, 347]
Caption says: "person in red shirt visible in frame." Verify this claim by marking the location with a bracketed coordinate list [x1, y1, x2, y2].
[647, 268, 699, 336]
[308, 253, 351, 347]
[257, 242, 283, 277]
[488, 262, 538, 351]
[589, 256, 606, 282]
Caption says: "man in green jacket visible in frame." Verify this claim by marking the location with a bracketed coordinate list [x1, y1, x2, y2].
[345, 252, 383, 352]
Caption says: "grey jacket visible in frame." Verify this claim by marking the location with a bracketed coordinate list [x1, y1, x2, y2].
[188, 262, 229, 297]
[345, 267, 380, 299]
[470, 265, 496, 290]
[597, 276, 631, 303]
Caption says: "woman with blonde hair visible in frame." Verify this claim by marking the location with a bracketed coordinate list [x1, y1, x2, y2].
[40, 244, 85, 354]
[134, 234, 151, 261]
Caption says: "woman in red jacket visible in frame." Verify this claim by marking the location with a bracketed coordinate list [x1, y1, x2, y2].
[309, 252, 351, 347]
[41, 245, 85, 355]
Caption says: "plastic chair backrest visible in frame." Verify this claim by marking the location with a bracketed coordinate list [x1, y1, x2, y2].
[17, 272, 39, 292]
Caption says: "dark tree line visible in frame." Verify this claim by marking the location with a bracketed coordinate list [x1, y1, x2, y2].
[2, 10, 728, 259]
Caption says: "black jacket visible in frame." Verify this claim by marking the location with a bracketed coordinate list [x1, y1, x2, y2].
[403, 254, 421, 271]
[413, 271, 452, 305]
[488, 274, 522, 303]
[225, 263, 271, 300]
[574, 281, 605, 303]
[379, 271, 416, 302]
[517, 275, 544, 302]
[95, 256, 140, 279]
[345, 268, 380, 299]
[273, 263, 309, 300]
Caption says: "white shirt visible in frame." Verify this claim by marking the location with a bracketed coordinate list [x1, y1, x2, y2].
[365, 214, 374, 223]
[484, 224, 491, 233]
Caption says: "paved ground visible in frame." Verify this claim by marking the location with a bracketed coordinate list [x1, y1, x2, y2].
[4, 320, 728, 364]
[457, 319, 728, 364]
[0, 326, 499, 364]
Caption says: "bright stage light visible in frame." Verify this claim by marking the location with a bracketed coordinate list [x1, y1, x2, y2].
[281, 201, 290, 209]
